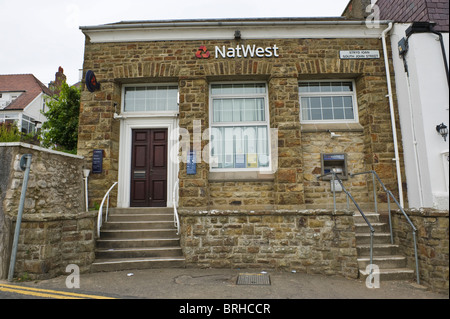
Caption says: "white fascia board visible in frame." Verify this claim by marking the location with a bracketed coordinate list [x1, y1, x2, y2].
[83, 24, 386, 43]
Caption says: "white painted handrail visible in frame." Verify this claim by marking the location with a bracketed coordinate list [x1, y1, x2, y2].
[97, 182, 118, 237]
[173, 179, 180, 235]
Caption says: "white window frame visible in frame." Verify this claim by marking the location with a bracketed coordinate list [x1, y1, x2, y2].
[20, 113, 36, 134]
[299, 80, 359, 124]
[121, 83, 179, 116]
[209, 82, 272, 173]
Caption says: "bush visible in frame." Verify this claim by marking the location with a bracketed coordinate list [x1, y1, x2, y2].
[0, 122, 40, 145]
[0, 122, 21, 142]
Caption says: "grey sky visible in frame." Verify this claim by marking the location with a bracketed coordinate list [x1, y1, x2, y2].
[0, 0, 350, 86]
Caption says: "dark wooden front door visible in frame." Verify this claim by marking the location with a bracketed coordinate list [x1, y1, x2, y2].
[130, 129, 168, 207]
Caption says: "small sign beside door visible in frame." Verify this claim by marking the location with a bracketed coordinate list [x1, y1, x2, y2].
[187, 151, 196, 175]
[92, 149, 103, 174]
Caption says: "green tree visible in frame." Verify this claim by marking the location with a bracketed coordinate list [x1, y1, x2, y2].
[41, 82, 80, 153]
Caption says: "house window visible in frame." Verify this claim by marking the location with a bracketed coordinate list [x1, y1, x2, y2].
[0, 113, 19, 126]
[21, 114, 36, 134]
[209, 83, 270, 171]
[123, 85, 178, 112]
[299, 80, 358, 122]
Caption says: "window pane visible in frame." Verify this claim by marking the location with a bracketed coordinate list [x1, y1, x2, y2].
[124, 86, 178, 112]
[299, 83, 309, 93]
[322, 97, 332, 108]
[210, 126, 269, 169]
[223, 100, 233, 122]
[343, 96, 353, 108]
[310, 97, 321, 109]
[320, 82, 332, 92]
[341, 82, 353, 92]
[213, 98, 265, 123]
[301, 97, 311, 120]
[334, 108, 344, 119]
[311, 109, 322, 120]
[309, 83, 321, 92]
[211, 83, 266, 95]
[323, 108, 333, 120]
[332, 96, 343, 108]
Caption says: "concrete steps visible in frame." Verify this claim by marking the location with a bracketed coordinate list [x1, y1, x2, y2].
[91, 208, 185, 272]
[354, 212, 414, 281]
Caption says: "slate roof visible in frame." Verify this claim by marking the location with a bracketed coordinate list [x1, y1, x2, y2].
[0, 74, 53, 110]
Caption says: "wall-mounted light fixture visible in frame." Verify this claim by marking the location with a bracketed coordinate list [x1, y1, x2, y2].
[436, 123, 448, 142]
[326, 130, 341, 138]
[234, 30, 241, 40]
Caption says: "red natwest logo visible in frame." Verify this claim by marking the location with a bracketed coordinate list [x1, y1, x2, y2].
[195, 46, 210, 59]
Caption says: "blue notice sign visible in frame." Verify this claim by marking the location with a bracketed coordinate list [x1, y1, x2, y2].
[92, 149, 103, 174]
[187, 151, 196, 175]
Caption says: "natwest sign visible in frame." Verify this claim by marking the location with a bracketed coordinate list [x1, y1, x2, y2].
[195, 44, 280, 59]
[215, 44, 280, 59]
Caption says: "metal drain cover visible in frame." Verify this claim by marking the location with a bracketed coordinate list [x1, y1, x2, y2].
[236, 273, 271, 286]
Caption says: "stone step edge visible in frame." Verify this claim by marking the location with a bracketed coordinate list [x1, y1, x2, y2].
[96, 247, 183, 253]
[357, 255, 406, 262]
[354, 222, 386, 227]
[353, 212, 380, 216]
[108, 213, 173, 217]
[357, 243, 399, 248]
[355, 233, 392, 237]
[92, 256, 186, 265]
[100, 229, 177, 233]
[359, 268, 414, 276]
[97, 238, 180, 242]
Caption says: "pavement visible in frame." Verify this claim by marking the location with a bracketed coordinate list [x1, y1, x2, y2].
[3, 267, 448, 300]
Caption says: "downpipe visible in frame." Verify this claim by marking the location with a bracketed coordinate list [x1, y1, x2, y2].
[381, 22, 404, 208]
[8, 154, 32, 282]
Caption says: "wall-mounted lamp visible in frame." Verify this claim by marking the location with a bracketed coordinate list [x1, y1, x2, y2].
[436, 123, 448, 142]
[234, 30, 241, 40]
[326, 130, 341, 138]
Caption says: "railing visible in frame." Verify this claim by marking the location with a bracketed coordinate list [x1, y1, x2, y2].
[317, 171, 376, 276]
[173, 179, 180, 235]
[350, 170, 420, 284]
[97, 182, 118, 237]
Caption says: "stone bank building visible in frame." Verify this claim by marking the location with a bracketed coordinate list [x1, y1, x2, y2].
[79, 18, 401, 210]
[76, 17, 409, 275]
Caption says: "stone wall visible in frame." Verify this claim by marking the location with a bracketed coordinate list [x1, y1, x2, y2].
[0, 143, 96, 280]
[392, 209, 449, 294]
[179, 209, 358, 278]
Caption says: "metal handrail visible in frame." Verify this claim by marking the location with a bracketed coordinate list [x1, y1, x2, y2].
[350, 170, 420, 284]
[317, 172, 375, 276]
[97, 182, 118, 237]
[173, 179, 180, 235]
